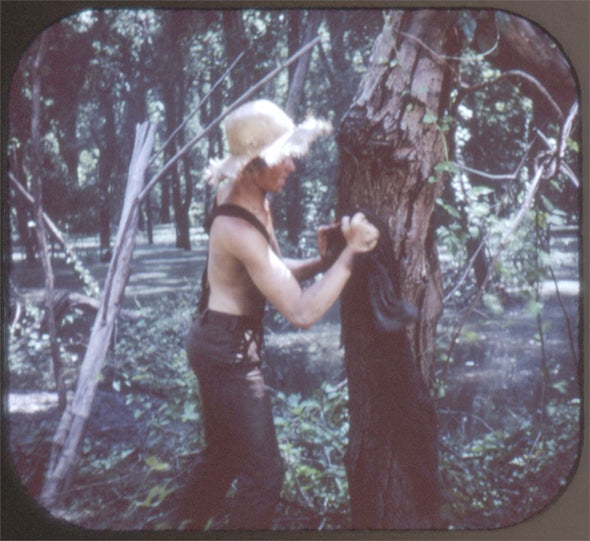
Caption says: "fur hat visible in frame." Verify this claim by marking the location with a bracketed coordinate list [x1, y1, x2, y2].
[206, 99, 332, 185]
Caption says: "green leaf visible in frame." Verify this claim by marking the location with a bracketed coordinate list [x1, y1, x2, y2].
[435, 198, 461, 219]
[540, 194, 555, 212]
[181, 402, 199, 422]
[551, 380, 568, 395]
[422, 110, 438, 124]
[460, 329, 480, 344]
[468, 226, 480, 239]
[138, 484, 173, 508]
[144, 455, 171, 472]
[434, 161, 461, 175]
[483, 293, 504, 316]
[471, 186, 494, 197]
[526, 299, 543, 318]
[567, 138, 579, 152]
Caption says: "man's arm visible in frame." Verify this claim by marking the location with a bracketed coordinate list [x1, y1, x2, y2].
[220, 213, 378, 329]
[283, 256, 326, 282]
[282, 223, 343, 282]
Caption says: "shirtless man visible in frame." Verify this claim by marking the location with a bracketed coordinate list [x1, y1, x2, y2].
[180, 100, 379, 530]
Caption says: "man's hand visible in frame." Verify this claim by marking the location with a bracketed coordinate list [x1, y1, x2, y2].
[317, 222, 343, 265]
[341, 212, 380, 253]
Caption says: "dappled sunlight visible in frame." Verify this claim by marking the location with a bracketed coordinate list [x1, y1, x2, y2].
[8, 391, 67, 415]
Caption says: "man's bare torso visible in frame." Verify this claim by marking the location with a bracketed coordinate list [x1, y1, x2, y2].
[206, 185, 278, 317]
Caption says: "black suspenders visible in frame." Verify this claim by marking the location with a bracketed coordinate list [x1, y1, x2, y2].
[196, 204, 271, 317]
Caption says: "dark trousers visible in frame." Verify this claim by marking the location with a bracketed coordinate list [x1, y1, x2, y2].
[179, 310, 284, 530]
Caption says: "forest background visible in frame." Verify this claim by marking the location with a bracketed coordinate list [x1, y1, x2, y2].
[2, 2, 587, 538]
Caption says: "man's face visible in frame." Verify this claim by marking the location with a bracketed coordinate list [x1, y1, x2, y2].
[258, 157, 296, 194]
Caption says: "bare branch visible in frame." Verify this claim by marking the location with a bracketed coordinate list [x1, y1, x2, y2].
[397, 24, 499, 64]
[536, 103, 580, 188]
[30, 32, 67, 412]
[443, 234, 487, 304]
[453, 135, 536, 183]
[459, 69, 563, 119]
[445, 163, 546, 363]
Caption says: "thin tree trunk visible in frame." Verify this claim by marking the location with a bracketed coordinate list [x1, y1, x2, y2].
[223, 10, 249, 100]
[10, 150, 37, 264]
[284, 11, 323, 246]
[39, 122, 156, 507]
[145, 193, 154, 244]
[97, 95, 119, 261]
[30, 33, 67, 412]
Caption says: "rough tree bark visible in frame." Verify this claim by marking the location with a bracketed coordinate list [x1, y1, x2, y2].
[336, 10, 461, 528]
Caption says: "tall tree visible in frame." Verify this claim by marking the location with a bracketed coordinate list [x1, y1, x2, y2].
[223, 10, 250, 100]
[337, 10, 461, 528]
[336, 8, 579, 528]
[158, 11, 198, 250]
[283, 10, 323, 246]
[29, 33, 67, 411]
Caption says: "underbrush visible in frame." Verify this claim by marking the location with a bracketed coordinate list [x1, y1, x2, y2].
[7, 289, 581, 532]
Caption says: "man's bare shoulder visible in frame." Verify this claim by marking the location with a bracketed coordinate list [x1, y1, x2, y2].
[210, 215, 270, 261]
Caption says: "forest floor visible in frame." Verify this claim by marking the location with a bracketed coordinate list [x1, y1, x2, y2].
[5, 224, 583, 531]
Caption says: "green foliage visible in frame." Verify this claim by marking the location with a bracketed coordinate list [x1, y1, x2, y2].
[439, 396, 580, 528]
[8, 299, 89, 392]
[272, 384, 351, 528]
[9, 287, 352, 529]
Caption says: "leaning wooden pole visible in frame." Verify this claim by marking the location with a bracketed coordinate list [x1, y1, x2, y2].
[39, 122, 156, 507]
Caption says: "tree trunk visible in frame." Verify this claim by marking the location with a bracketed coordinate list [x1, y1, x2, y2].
[97, 94, 119, 262]
[337, 10, 460, 528]
[223, 10, 250, 100]
[13, 189, 37, 264]
[284, 10, 323, 246]
[30, 33, 67, 412]
[145, 193, 154, 244]
[160, 176, 171, 223]
[171, 145, 192, 250]
[39, 122, 156, 507]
